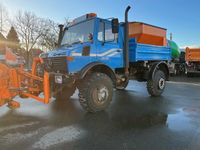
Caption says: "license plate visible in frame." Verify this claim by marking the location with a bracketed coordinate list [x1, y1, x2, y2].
[55, 75, 63, 84]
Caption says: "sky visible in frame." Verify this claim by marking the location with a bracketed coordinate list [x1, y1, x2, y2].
[0, 0, 200, 48]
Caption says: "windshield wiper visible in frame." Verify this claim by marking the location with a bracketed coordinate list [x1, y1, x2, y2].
[61, 40, 83, 48]
[61, 43, 72, 47]
[71, 40, 83, 45]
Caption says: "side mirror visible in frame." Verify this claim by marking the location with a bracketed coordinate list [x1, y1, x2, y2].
[64, 27, 68, 31]
[112, 18, 119, 34]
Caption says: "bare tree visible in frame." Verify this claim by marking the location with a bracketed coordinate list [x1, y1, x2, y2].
[64, 17, 71, 26]
[0, 3, 10, 34]
[14, 11, 44, 52]
[39, 18, 72, 50]
[14, 11, 49, 67]
[39, 19, 59, 50]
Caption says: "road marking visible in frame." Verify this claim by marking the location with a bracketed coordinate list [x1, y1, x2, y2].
[32, 125, 85, 149]
[0, 121, 40, 133]
[167, 81, 200, 87]
[0, 126, 51, 145]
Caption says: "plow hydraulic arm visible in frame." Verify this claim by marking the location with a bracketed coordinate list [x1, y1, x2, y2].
[0, 58, 50, 109]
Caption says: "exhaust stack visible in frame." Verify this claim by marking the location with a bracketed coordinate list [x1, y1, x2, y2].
[124, 6, 131, 76]
[58, 24, 64, 47]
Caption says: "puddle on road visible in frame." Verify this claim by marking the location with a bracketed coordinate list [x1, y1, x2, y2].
[167, 108, 195, 131]
[111, 107, 196, 131]
[112, 112, 168, 129]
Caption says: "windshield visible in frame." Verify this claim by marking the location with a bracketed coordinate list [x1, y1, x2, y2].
[61, 19, 94, 46]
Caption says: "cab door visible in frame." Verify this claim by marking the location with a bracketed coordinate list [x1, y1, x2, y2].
[95, 19, 123, 69]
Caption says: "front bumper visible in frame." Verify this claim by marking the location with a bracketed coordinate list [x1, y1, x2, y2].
[186, 62, 200, 72]
[52, 73, 76, 84]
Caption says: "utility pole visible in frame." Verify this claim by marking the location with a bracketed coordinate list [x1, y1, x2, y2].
[170, 33, 173, 41]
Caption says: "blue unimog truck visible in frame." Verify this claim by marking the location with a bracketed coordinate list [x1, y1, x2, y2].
[40, 6, 171, 112]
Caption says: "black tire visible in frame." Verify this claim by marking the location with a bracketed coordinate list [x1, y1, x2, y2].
[78, 72, 113, 113]
[179, 64, 185, 75]
[187, 72, 195, 77]
[147, 70, 166, 97]
[187, 72, 191, 77]
[54, 84, 76, 100]
[19, 94, 29, 99]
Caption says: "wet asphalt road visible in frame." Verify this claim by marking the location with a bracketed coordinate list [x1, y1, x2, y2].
[0, 77, 200, 150]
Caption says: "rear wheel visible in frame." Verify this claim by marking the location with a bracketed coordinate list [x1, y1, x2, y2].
[147, 70, 166, 97]
[78, 72, 113, 113]
[187, 71, 194, 77]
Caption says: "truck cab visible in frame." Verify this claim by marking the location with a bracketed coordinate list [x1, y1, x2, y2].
[42, 14, 124, 73]
[40, 7, 171, 113]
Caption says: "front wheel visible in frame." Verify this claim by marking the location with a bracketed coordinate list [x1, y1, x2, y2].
[78, 72, 113, 113]
[147, 70, 166, 97]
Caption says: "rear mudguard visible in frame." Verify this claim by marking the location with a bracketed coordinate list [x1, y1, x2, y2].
[148, 61, 169, 80]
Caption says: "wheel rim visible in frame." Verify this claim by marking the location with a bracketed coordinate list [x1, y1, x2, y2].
[93, 86, 109, 104]
[174, 69, 177, 75]
[158, 78, 165, 90]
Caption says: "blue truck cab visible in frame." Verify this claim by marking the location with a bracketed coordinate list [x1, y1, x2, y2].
[40, 6, 171, 112]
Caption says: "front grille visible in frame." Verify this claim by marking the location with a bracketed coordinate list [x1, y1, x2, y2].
[43, 56, 67, 73]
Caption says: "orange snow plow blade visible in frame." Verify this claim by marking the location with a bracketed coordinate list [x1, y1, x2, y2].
[0, 58, 50, 108]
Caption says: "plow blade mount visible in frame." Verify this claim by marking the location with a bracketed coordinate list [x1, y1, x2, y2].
[0, 58, 50, 108]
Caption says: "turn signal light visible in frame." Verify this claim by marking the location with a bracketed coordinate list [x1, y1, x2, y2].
[72, 13, 97, 25]
[66, 56, 74, 61]
[87, 13, 97, 18]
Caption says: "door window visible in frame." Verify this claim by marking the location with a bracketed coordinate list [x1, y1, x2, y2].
[98, 21, 117, 42]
